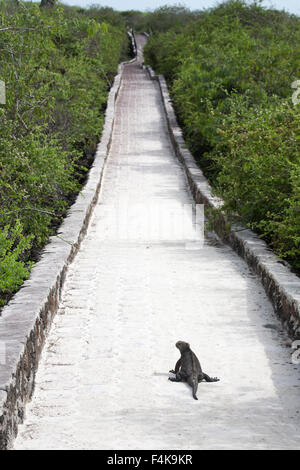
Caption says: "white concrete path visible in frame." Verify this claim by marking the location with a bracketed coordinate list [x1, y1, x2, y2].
[14, 36, 300, 450]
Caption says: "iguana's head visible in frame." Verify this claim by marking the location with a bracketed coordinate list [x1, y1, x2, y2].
[176, 341, 190, 352]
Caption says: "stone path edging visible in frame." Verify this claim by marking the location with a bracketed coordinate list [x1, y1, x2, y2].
[128, 29, 137, 57]
[144, 64, 300, 341]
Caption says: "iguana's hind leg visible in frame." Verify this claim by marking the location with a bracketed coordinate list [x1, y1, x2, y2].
[202, 373, 220, 382]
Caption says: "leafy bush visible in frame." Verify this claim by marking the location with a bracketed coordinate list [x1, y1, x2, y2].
[0, 221, 33, 306]
[121, 5, 202, 34]
[0, 1, 127, 306]
[213, 97, 300, 265]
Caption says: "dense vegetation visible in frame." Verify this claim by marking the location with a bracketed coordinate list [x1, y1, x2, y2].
[1, 1, 299, 308]
[144, 1, 300, 270]
[0, 1, 128, 306]
[120, 5, 202, 33]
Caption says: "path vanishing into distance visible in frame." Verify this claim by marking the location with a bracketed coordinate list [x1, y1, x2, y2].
[14, 35, 300, 450]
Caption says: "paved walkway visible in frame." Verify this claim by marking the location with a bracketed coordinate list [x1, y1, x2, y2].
[14, 35, 300, 450]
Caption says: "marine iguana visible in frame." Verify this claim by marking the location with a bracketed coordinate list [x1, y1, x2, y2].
[169, 341, 219, 400]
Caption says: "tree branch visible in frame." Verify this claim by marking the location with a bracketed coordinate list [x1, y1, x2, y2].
[0, 27, 36, 32]
[3, 207, 57, 217]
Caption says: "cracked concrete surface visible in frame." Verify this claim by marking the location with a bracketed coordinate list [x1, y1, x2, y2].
[14, 35, 300, 450]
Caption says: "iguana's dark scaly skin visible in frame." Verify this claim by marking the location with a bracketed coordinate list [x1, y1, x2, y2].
[169, 341, 219, 400]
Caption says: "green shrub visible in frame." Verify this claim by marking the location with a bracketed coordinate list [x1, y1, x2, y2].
[122, 5, 202, 33]
[213, 97, 300, 266]
[0, 221, 34, 306]
[0, 1, 127, 306]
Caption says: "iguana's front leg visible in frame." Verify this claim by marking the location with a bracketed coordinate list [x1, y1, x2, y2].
[169, 358, 181, 375]
[169, 371, 183, 382]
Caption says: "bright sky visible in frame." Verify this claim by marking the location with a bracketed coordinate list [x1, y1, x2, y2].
[60, 0, 300, 16]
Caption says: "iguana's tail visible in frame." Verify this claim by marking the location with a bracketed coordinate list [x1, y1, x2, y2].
[188, 376, 198, 400]
[192, 380, 198, 400]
